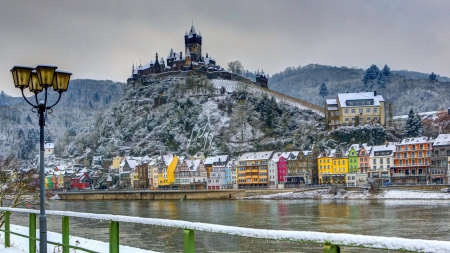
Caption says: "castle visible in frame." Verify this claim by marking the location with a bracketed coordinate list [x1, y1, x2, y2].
[129, 24, 219, 80]
[128, 24, 269, 88]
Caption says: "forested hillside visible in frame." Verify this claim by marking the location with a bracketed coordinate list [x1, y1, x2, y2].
[0, 79, 123, 160]
[269, 64, 450, 115]
[55, 74, 328, 158]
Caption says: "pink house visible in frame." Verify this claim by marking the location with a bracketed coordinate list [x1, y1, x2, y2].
[277, 156, 287, 183]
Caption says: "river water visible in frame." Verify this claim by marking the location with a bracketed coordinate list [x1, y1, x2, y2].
[12, 199, 450, 252]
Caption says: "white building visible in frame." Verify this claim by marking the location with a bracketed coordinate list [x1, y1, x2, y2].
[44, 142, 54, 156]
[368, 143, 396, 183]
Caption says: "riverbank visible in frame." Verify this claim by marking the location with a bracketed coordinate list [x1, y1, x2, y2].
[244, 189, 450, 200]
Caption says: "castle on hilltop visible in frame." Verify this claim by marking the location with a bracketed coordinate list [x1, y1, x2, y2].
[128, 24, 269, 89]
[129, 24, 219, 80]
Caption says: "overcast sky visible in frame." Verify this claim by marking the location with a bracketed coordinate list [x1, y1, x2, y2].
[1, 0, 449, 96]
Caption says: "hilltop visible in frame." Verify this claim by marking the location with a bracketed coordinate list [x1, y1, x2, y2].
[269, 64, 450, 115]
[54, 71, 327, 158]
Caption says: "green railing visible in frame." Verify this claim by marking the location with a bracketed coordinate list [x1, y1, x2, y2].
[1, 207, 450, 253]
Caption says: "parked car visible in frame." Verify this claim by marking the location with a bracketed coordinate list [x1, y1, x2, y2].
[383, 182, 392, 186]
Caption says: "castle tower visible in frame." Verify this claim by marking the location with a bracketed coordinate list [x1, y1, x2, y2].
[184, 24, 202, 62]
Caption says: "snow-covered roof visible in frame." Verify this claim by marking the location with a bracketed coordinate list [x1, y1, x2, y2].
[337, 92, 384, 108]
[239, 151, 274, 161]
[370, 143, 396, 157]
[398, 136, 433, 145]
[393, 111, 440, 120]
[44, 143, 54, 149]
[188, 24, 196, 37]
[271, 152, 291, 162]
[433, 134, 450, 146]
[326, 99, 337, 105]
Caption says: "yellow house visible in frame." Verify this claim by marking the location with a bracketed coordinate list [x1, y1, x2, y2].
[331, 146, 348, 184]
[57, 173, 64, 190]
[318, 150, 333, 184]
[157, 154, 179, 189]
[112, 156, 123, 170]
[325, 91, 385, 130]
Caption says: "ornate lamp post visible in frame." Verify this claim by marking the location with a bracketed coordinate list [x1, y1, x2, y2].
[10, 64, 71, 253]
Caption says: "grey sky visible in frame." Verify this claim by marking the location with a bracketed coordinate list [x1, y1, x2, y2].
[1, 0, 449, 96]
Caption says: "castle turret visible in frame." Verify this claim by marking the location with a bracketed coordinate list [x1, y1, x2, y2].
[185, 24, 202, 62]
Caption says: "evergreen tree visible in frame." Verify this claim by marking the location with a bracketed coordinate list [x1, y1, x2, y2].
[319, 82, 329, 98]
[362, 64, 380, 89]
[93, 92, 100, 102]
[405, 108, 422, 137]
[429, 72, 438, 82]
[381, 64, 392, 77]
[377, 74, 386, 89]
[25, 114, 32, 124]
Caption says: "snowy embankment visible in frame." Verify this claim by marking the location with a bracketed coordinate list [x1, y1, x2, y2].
[245, 189, 450, 200]
[0, 224, 158, 253]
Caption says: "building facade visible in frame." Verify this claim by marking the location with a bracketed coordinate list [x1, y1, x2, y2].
[326, 91, 385, 129]
[237, 151, 274, 188]
[430, 134, 450, 184]
[392, 137, 433, 185]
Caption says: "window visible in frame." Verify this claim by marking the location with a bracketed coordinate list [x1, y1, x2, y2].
[345, 109, 349, 113]
[352, 118, 355, 121]
[387, 158, 390, 164]
[351, 109, 356, 113]
[373, 108, 378, 113]
[380, 158, 383, 164]
[374, 117, 378, 120]
[366, 108, 371, 113]
[345, 118, 349, 122]
[373, 166, 376, 170]
[336, 112, 340, 116]
[359, 109, 363, 114]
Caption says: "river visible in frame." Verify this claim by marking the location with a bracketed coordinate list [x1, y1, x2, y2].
[11, 199, 450, 252]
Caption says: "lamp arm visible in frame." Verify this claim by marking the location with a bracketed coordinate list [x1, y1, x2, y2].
[20, 88, 37, 108]
[46, 92, 62, 109]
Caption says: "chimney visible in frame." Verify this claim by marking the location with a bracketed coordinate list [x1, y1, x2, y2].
[206, 53, 209, 58]
[374, 90, 377, 96]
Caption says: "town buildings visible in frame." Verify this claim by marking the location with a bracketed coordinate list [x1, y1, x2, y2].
[40, 134, 450, 191]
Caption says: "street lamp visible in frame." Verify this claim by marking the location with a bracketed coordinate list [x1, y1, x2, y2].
[11, 64, 71, 253]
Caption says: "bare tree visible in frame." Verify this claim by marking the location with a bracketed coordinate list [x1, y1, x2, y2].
[0, 156, 39, 227]
[227, 60, 245, 76]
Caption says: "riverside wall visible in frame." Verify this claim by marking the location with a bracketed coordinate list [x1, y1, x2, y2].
[57, 190, 246, 201]
[56, 185, 448, 201]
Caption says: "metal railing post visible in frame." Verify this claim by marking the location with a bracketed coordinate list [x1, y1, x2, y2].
[184, 229, 194, 253]
[62, 216, 70, 253]
[29, 213, 36, 253]
[324, 242, 340, 253]
[5, 211, 10, 247]
[109, 221, 119, 253]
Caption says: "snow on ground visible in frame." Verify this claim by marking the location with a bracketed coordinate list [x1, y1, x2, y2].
[245, 189, 450, 200]
[0, 224, 158, 253]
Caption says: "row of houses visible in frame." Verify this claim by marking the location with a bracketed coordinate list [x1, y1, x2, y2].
[40, 133, 450, 191]
[40, 132, 450, 190]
